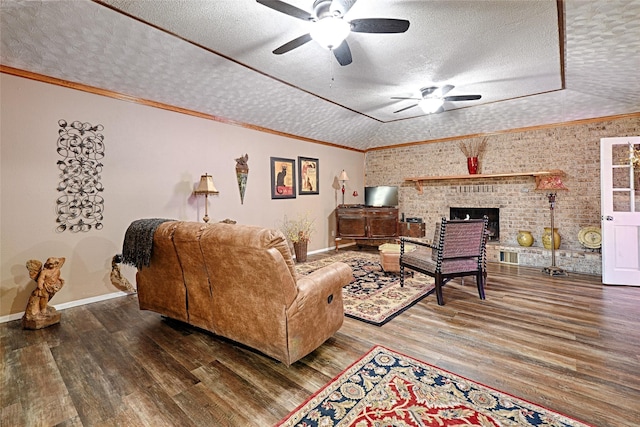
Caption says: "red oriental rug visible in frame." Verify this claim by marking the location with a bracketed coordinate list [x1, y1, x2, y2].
[276, 345, 592, 427]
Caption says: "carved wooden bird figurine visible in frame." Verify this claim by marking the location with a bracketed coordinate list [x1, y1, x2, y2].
[110, 254, 136, 294]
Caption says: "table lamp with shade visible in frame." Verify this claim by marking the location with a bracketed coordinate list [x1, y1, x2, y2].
[338, 170, 349, 205]
[194, 173, 219, 223]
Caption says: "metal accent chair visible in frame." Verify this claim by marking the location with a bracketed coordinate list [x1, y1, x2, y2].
[400, 216, 488, 306]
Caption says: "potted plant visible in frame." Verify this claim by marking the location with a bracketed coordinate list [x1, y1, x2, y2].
[280, 212, 316, 263]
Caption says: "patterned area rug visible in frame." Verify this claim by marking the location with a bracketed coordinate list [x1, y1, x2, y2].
[296, 251, 434, 326]
[276, 345, 593, 427]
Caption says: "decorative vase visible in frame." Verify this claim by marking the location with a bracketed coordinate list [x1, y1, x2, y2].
[467, 157, 479, 174]
[517, 230, 534, 247]
[542, 227, 561, 250]
[293, 240, 308, 263]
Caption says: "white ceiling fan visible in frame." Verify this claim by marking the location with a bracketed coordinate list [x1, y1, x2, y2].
[392, 85, 482, 114]
[256, 0, 410, 66]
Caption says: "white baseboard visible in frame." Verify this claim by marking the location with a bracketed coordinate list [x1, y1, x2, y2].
[0, 291, 133, 324]
[305, 242, 356, 257]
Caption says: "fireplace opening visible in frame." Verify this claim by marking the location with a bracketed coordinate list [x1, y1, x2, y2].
[449, 207, 499, 241]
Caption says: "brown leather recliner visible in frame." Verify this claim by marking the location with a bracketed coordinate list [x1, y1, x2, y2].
[135, 221, 352, 366]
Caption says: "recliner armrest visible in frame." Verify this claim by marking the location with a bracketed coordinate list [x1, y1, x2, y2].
[294, 262, 351, 310]
[285, 261, 352, 365]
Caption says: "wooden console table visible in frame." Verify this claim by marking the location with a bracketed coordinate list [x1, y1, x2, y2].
[405, 170, 565, 194]
[335, 205, 398, 249]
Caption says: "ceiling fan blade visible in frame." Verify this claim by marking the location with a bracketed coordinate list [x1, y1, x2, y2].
[393, 104, 419, 113]
[273, 33, 312, 54]
[420, 87, 438, 97]
[350, 18, 410, 34]
[444, 94, 482, 101]
[256, 0, 313, 20]
[330, 0, 358, 16]
[440, 84, 454, 96]
[391, 97, 421, 101]
[333, 40, 352, 66]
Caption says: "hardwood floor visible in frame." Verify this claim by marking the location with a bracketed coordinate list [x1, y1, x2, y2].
[2, 251, 639, 426]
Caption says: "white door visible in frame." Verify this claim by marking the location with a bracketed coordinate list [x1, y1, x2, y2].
[600, 137, 640, 285]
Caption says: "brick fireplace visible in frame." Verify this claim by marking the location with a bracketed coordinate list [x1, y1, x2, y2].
[450, 207, 500, 241]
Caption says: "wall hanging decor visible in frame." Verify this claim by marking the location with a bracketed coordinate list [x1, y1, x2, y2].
[56, 119, 105, 232]
[271, 157, 296, 199]
[298, 156, 319, 195]
[235, 153, 249, 204]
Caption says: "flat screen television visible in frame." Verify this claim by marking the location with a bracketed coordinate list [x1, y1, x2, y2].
[365, 186, 398, 207]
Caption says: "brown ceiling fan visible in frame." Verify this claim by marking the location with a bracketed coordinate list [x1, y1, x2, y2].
[256, 0, 410, 66]
[392, 85, 482, 114]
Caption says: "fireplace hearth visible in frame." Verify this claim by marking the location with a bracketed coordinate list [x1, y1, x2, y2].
[450, 207, 499, 241]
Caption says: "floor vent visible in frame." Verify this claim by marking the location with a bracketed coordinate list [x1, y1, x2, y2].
[499, 251, 519, 265]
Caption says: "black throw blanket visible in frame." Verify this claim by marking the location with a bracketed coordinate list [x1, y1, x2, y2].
[121, 218, 175, 270]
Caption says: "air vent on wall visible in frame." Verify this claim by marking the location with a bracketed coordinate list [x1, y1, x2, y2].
[499, 251, 519, 265]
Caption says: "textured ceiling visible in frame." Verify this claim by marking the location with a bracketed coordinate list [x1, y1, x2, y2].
[1, 0, 639, 151]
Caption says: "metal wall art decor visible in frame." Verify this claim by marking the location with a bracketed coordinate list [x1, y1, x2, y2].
[270, 157, 296, 199]
[235, 153, 249, 204]
[298, 156, 319, 195]
[56, 119, 105, 232]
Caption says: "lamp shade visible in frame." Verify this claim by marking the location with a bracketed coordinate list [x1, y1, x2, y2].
[194, 174, 219, 194]
[338, 170, 349, 182]
[535, 174, 568, 191]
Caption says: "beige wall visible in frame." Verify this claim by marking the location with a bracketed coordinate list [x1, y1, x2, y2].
[0, 74, 365, 318]
[365, 115, 640, 275]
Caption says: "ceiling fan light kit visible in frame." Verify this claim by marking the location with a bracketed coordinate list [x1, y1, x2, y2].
[310, 17, 351, 49]
[419, 98, 444, 114]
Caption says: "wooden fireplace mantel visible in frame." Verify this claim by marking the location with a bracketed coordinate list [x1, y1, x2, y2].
[404, 170, 565, 194]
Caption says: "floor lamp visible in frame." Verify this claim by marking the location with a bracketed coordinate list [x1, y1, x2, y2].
[194, 173, 219, 223]
[536, 174, 568, 276]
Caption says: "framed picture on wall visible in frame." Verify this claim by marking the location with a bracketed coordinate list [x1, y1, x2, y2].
[270, 157, 296, 199]
[298, 157, 319, 195]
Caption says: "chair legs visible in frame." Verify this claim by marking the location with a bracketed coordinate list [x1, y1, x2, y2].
[434, 273, 444, 306]
[403, 267, 485, 306]
[476, 271, 486, 300]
